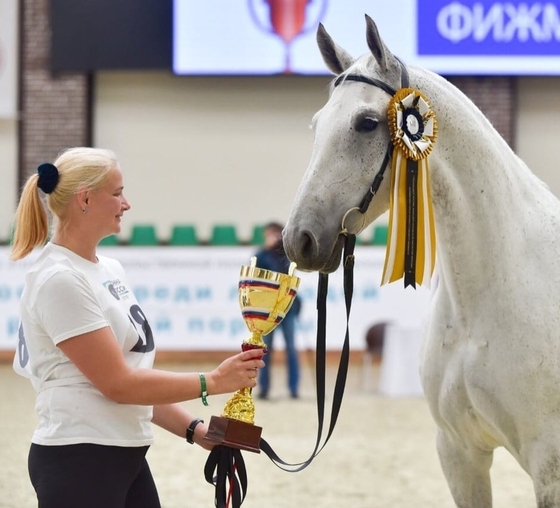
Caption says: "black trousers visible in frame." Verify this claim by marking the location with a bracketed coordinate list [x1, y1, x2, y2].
[28, 443, 161, 508]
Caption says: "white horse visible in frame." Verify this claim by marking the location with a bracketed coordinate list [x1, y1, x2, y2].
[283, 15, 560, 508]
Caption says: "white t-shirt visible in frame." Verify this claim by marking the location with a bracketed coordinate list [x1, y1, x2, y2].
[13, 243, 156, 446]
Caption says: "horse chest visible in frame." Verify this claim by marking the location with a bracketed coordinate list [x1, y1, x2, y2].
[420, 324, 507, 446]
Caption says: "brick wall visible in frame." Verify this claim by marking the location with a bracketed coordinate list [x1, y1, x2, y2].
[19, 0, 90, 187]
[448, 76, 516, 148]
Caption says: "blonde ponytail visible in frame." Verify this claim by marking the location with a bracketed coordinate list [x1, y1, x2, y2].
[10, 174, 49, 260]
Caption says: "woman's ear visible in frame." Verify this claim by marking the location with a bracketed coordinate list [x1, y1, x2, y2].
[76, 186, 89, 211]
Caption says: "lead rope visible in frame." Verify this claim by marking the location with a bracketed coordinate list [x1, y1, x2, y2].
[259, 233, 356, 471]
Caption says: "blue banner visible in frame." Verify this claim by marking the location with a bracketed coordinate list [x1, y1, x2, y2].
[418, 0, 560, 55]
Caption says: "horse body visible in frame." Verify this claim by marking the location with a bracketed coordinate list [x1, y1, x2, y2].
[283, 16, 560, 507]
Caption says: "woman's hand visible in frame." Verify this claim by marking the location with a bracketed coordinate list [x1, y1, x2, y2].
[205, 348, 265, 396]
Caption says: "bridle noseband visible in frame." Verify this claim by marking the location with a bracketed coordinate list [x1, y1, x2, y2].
[336, 60, 410, 235]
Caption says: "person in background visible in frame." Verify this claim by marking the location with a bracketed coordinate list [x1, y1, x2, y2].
[254, 222, 301, 400]
[10, 147, 264, 508]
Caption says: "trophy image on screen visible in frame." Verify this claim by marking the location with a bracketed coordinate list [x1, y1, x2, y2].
[204, 256, 300, 452]
[248, 0, 328, 74]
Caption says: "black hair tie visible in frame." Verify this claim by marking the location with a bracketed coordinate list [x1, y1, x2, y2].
[37, 163, 59, 194]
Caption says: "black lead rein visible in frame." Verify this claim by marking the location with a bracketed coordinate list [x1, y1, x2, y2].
[259, 233, 357, 472]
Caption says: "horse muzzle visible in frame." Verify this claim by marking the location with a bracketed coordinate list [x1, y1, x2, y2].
[284, 227, 345, 273]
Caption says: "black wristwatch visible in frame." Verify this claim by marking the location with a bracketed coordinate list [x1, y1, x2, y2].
[186, 418, 204, 444]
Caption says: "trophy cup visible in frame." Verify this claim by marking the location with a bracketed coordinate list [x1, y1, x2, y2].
[204, 256, 300, 453]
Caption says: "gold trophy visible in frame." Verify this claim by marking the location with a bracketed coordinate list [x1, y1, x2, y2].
[204, 256, 300, 453]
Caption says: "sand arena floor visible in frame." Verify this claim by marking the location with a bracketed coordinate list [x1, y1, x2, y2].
[1, 359, 537, 507]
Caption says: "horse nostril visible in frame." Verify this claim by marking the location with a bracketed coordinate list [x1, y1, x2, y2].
[299, 230, 317, 261]
[284, 227, 319, 269]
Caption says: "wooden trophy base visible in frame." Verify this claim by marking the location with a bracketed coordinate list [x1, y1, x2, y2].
[203, 415, 262, 453]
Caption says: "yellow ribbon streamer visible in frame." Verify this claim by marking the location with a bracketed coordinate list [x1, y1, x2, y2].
[381, 88, 437, 288]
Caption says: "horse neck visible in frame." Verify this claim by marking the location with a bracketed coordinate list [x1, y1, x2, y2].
[410, 69, 560, 302]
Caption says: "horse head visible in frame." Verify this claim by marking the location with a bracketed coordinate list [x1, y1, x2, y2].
[284, 15, 407, 273]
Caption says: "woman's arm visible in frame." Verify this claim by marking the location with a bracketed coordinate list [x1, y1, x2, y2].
[57, 326, 263, 405]
[152, 404, 213, 450]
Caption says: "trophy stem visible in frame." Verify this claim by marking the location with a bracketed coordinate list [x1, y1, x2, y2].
[245, 331, 266, 348]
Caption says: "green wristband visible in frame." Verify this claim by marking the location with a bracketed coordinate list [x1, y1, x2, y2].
[199, 372, 209, 406]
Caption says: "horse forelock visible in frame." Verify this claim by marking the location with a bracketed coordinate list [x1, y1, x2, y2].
[346, 58, 371, 78]
[330, 54, 408, 101]
[326, 60, 371, 94]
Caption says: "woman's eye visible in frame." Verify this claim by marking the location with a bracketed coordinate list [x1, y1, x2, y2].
[358, 117, 379, 132]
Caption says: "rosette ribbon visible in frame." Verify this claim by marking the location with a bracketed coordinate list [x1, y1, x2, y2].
[381, 88, 438, 289]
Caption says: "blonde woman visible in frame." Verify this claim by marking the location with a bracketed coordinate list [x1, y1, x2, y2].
[11, 147, 263, 508]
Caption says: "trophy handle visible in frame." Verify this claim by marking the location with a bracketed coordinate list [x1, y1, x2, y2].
[247, 0, 276, 34]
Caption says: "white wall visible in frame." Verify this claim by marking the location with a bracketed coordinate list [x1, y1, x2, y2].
[516, 77, 560, 198]
[93, 72, 332, 243]
[0, 120, 17, 241]
[94, 72, 560, 245]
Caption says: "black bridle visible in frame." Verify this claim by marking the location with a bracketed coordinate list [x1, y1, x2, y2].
[335, 59, 410, 220]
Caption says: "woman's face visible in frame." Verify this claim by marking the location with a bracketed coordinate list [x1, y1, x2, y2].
[88, 167, 131, 237]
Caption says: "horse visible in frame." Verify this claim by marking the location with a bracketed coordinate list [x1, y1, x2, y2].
[283, 14, 560, 508]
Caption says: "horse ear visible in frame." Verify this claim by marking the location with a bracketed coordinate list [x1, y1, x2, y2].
[365, 14, 392, 71]
[316, 23, 355, 75]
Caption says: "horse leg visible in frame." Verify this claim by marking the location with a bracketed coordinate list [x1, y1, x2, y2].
[527, 440, 560, 507]
[436, 429, 493, 508]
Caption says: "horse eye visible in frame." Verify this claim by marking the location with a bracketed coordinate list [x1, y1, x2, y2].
[357, 117, 379, 132]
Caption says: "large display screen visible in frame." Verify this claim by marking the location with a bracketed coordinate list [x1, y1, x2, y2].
[173, 0, 560, 76]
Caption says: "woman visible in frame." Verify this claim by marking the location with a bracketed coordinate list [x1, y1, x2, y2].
[11, 147, 264, 508]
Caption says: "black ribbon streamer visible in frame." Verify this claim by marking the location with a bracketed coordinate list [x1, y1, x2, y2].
[404, 159, 418, 289]
[204, 445, 248, 508]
